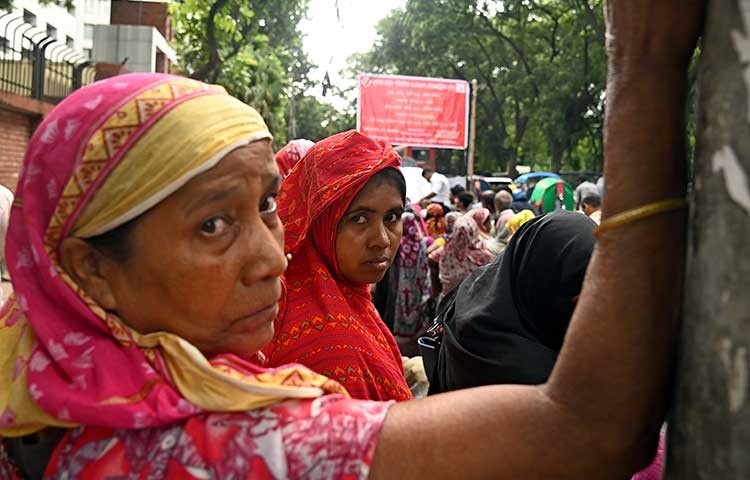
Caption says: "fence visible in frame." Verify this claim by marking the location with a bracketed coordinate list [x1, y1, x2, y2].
[0, 11, 96, 104]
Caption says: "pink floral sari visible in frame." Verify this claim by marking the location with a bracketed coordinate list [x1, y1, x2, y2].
[0, 74, 391, 479]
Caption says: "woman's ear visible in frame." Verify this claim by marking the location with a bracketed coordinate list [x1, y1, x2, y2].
[59, 237, 118, 310]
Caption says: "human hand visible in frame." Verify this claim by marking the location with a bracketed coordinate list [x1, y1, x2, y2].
[605, 0, 707, 72]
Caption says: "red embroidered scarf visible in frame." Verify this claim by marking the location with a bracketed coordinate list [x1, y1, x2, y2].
[263, 130, 413, 401]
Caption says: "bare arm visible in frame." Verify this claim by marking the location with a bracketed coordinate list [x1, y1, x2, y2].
[370, 1, 705, 478]
[419, 191, 437, 207]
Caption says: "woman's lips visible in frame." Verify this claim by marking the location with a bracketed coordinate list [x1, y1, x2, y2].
[233, 301, 279, 328]
[364, 256, 390, 269]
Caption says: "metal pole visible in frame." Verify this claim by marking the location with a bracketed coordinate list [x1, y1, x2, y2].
[467, 78, 478, 190]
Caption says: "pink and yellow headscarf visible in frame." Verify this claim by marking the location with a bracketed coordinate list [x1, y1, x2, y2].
[0, 73, 345, 437]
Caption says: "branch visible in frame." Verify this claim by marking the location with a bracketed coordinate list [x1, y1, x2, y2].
[472, 37, 510, 117]
[474, 6, 540, 96]
[529, 2, 560, 61]
[576, 0, 605, 44]
[190, 0, 231, 81]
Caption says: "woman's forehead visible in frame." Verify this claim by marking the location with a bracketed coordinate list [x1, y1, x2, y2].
[194, 142, 275, 182]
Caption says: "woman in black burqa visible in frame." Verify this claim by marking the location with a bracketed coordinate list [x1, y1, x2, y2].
[430, 209, 597, 393]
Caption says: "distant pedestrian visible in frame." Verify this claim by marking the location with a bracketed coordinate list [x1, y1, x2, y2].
[581, 194, 602, 224]
[455, 191, 474, 213]
[574, 177, 599, 210]
[449, 184, 465, 207]
[479, 190, 496, 216]
[419, 167, 451, 209]
[494, 190, 515, 233]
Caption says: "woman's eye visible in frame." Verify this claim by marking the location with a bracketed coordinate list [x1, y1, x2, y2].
[385, 211, 404, 223]
[352, 215, 367, 225]
[200, 216, 230, 235]
[261, 195, 278, 214]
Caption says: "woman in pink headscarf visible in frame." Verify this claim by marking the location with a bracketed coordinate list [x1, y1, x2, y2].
[466, 207, 493, 237]
[274, 138, 314, 177]
[0, 3, 705, 475]
[432, 213, 497, 295]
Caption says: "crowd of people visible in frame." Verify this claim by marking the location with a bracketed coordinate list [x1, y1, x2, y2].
[370, 167, 605, 357]
[0, 1, 703, 478]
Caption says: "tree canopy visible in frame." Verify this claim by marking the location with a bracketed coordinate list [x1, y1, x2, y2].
[353, 0, 606, 175]
[171, 0, 344, 146]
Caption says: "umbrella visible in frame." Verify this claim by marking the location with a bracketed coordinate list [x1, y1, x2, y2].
[530, 177, 574, 213]
[514, 171, 561, 184]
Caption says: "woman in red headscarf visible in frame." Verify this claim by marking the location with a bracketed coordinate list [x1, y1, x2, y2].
[263, 130, 413, 402]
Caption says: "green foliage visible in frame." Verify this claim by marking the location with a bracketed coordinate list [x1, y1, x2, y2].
[354, 0, 607, 175]
[290, 92, 356, 142]
[170, 0, 314, 146]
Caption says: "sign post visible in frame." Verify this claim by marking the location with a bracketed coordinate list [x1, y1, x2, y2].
[357, 73, 470, 150]
[467, 78, 478, 187]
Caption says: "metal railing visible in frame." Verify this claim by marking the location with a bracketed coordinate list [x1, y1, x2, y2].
[0, 11, 96, 104]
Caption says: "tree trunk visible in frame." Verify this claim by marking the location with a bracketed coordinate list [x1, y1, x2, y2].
[666, 1, 750, 478]
[549, 138, 564, 173]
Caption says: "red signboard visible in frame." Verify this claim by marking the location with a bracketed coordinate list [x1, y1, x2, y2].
[357, 73, 470, 149]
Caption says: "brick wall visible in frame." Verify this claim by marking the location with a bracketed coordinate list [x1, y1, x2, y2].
[110, 0, 172, 41]
[0, 108, 32, 192]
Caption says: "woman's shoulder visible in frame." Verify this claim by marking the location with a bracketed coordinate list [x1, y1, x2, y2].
[46, 395, 393, 479]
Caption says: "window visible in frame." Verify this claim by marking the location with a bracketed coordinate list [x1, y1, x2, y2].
[83, 48, 92, 59]
[0, 36, 8, 50]
[84, 24, 94, 42]
[66, 36, 74, 49]
[23, 9, 36, 27]
[46, 24, 57, 40]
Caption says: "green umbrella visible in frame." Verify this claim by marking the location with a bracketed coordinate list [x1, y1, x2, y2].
[530, 177, 574, 213]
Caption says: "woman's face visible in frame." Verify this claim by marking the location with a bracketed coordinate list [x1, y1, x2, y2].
[90, 140, 286, 358]
[335, 177, 404, 284]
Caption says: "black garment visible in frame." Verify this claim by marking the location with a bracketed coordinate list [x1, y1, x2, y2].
[2, 429, 67, 479]
[373, 254, 399, 332]
[430, 210, 596, 393]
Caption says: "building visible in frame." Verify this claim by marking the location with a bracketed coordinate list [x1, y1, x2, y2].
[93, 0, 175, 74]
[0, 0, 175, 190]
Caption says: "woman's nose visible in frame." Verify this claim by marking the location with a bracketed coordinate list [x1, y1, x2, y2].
[368, 222, 390, 249]
[240, 220, 286, 285]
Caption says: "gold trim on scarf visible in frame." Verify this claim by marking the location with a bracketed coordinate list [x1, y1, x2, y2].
[73, 94, 272, 238]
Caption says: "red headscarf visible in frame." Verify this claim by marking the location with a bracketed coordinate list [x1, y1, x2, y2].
[263, 130, 413, 401]
[275, 139, 314, 178]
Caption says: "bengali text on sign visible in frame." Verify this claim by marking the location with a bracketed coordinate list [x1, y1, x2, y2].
[357, 73, 470, 149]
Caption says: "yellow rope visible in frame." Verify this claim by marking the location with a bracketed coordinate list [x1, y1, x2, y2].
[594, 198, 688, 237]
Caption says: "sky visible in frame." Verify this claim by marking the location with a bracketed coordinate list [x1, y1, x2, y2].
[300, 0, 407, 108]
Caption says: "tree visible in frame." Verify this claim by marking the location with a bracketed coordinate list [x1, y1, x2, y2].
[170, 0, 311, 146]
[354, 0, 607, 175]
[288, 92, 355, 142]
[666, 1, 750, 477]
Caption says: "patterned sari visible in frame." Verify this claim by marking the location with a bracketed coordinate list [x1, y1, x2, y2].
[0, 74, 389, 479]
[394, 213, 431, 338]
[264, 130, 413, 402]
[435, 214, 497, 294]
